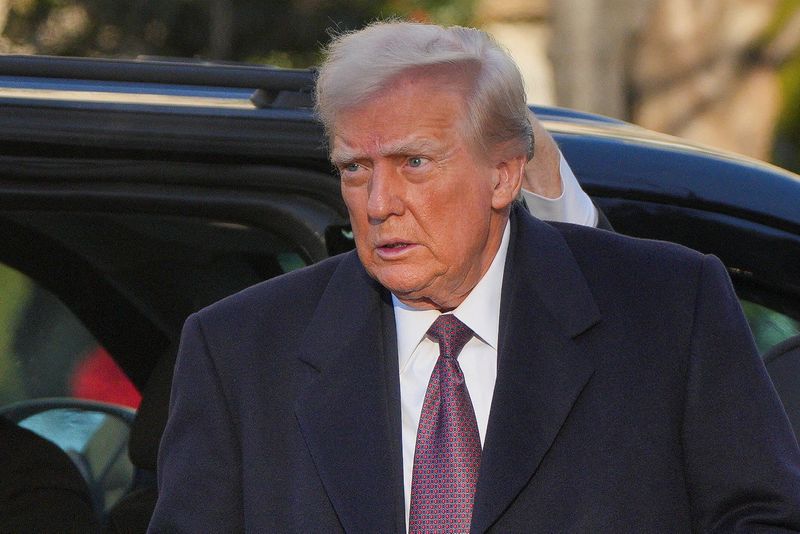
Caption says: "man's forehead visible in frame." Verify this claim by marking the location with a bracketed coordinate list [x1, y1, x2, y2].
[327, 69, 476, 163]
[397, 62, 477, 90]
[332, 67, 472, 121]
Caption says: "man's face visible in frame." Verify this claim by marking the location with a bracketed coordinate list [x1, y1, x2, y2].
[331, 72, 523, 310]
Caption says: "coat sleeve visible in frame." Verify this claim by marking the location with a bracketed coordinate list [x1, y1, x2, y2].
[682, 254, 800, 531]
[148, 313, 244, 533]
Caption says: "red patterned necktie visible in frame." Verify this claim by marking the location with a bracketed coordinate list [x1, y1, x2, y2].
[408, 314, 481, 533]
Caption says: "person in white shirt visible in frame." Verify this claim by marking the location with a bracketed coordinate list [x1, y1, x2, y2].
[522, 110, 599, 227]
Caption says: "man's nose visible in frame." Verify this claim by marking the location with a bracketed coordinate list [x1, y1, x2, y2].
[367, 164, 405, 223]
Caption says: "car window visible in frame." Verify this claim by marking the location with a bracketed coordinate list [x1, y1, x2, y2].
[0, 261, 143, 514]
[0, 261, 141, 409]
[0, 207, 315, 518]
[741, 300, 800, 355]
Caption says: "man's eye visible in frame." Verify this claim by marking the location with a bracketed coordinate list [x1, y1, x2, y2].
[408, 157, 425, 168]
[344, 163, 360, 173]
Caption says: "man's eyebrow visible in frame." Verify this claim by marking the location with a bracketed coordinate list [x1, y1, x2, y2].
[379, 138, 439, 157]
[331, 138, 440, 165]
[330, 148, 361, 166]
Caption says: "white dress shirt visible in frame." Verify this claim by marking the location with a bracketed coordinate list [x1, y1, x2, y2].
[522, 151, 598, 227]
[393, 222, 510, 527]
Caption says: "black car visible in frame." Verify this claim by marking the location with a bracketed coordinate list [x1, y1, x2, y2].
[0, 55, 798, 531]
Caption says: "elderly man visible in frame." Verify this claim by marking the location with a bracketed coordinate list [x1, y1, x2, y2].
[150, 22, 800, 532]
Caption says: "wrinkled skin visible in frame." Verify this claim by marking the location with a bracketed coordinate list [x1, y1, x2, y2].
[331, 71, 525, 311]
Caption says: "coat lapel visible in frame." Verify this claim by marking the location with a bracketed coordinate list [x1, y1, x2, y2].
[471, 207, 601, 533]
[293, 252, 404, 533]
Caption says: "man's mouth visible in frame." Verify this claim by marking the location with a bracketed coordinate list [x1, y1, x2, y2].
[376, 241, 417, 257]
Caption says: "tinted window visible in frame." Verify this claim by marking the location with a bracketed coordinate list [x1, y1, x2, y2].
[0, 262, 140, 409]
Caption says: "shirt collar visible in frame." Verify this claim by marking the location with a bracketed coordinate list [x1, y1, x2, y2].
[393, 221, 510, 373]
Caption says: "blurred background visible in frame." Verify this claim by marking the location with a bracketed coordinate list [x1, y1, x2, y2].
[0, 0, 799, 171]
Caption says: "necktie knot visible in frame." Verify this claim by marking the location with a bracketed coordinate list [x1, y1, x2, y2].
[427, 314, 473, 360]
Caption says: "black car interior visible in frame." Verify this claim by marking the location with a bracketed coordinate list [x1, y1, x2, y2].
[0, 205, 327, 530]
[764, 335, 800, 438]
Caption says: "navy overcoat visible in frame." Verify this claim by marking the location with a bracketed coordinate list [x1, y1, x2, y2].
[150, 205, 800, 532]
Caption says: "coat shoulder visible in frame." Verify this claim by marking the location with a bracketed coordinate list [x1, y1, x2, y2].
[548, 221, 711, 292]
[551, 222, 705, 271]
[539, 220, 718, 332]
[190, 251, 354, 338]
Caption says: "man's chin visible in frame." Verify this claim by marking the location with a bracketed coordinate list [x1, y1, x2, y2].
[371, 275, 434, 307]
[381, 281, 427, 300]
[360, 261, 449, 308]
[382, 282, 451, 310]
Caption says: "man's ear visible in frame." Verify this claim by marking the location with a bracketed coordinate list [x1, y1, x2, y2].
[491, 153, 526, 210]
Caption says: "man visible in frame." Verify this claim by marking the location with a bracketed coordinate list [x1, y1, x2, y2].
[150, 22, 800, 532]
